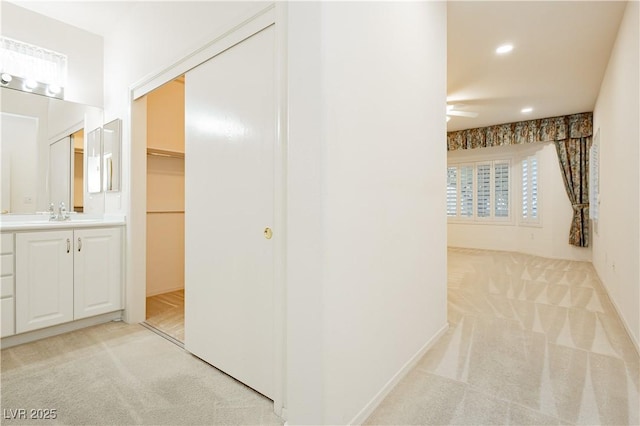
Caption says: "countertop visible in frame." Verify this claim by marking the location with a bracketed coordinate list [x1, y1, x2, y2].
[0, 214, 126, 232]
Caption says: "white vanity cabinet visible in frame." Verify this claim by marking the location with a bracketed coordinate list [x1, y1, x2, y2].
[73, 227, 122, 319]
[16, 230, 74, 333]
[15, 227, 122, 333]
[1, 233, 15, 337]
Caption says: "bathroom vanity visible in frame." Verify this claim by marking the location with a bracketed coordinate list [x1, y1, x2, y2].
[0, 215, 124, 347]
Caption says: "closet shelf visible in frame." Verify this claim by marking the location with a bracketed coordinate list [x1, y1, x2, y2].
[147, 148, 185, 159]
[147, 210, 185, 214]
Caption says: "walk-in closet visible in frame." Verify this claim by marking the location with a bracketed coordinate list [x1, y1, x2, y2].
[144, 77, 185, 342]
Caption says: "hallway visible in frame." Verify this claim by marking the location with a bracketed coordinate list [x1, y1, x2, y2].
[366, 248, 639, 425]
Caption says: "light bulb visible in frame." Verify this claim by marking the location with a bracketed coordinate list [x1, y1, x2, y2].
[496, 44, 514, 55]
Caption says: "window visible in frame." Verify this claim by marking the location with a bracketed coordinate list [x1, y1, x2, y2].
[447, 161, 510, 221]
[476, 164, 491, 218]
[521, 155, 538, 223]
[459, 165, 474, 217]
[494, 162, 509, 218]
[446, 167, 457, 216]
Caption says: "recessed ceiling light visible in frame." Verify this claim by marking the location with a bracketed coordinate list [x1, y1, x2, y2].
[496, 44, 514, 55]
[521, 107, 533, 113]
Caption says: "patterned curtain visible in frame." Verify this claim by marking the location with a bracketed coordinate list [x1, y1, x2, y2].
[555, 133, 591, 247]
[447, 112, 592, 151]
[447, 112, 593, 247]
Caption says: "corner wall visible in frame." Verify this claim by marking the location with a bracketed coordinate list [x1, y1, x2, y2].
[592, 1, 640, 349]
[286, 2, 448, 423]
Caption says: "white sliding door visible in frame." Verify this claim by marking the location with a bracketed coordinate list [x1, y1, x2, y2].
[184, 25, 275, 398]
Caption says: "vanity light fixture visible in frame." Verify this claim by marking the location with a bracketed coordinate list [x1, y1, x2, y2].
[521, 107, 533, 113]
[0, 36, 67, 99]
[495, 44, 514, 55]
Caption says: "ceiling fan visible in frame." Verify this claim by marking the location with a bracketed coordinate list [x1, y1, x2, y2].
[446, 104, 479, 122]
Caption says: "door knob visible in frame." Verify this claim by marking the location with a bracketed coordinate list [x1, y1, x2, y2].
[264, 227, 273, 240]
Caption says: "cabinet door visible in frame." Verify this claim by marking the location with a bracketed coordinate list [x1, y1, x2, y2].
[16, 230, 74, 333]
[74, 227, 122, 319]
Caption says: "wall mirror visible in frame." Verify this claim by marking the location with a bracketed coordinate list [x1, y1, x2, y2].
[86, 127, 102, 194]
[102, 118, 121, 192]
[0, 87, 103, 213]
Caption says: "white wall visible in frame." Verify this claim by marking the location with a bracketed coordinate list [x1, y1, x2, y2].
[285, 3, 326, 423]
[592, 1, 639, 350]
[448, 143, 592, 262]
[1, 2, 103, 107]
[287, 2, 448, 424]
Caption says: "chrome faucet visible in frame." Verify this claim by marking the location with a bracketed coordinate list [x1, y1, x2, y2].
[58, 202, 70, 221]
[49, 201, 70, 221]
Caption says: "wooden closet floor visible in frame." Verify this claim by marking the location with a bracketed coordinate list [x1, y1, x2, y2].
[146, 289, 184, 342]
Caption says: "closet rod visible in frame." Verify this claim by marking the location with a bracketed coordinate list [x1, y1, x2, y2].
[147, 148, 185, 159]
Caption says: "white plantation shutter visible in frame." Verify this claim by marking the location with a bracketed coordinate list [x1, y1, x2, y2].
[476, 164, 491, 218]
[531, 157, 538, 219]
[494, 162, 509, 218]
[522, 159, 528, 218]
[447, 167, 457, 216]
[522, 155, 539, 222]
[460, 165, 474, 217]
[448, 160, 511, 221]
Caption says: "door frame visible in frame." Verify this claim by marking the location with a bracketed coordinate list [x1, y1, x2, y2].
[126, 3, 287, 417]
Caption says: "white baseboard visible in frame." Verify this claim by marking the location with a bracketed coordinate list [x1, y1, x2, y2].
[595, 270, 640, 357]
[1, 311, 123, 349]
[348, 322, 450, 425]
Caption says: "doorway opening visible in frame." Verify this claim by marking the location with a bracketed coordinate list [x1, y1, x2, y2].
[142, 76, 186, 344]
[71, 128, 84, 212]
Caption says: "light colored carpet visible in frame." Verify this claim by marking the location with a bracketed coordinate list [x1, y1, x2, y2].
[365, 248, 640, 425]
[3, 249, 638, 425]
[1, 322, 283, 425]
[146, 289, 185, 343]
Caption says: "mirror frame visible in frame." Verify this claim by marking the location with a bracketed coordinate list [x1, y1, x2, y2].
[103, 118, 122, 192]
[86, 127, 102, 194]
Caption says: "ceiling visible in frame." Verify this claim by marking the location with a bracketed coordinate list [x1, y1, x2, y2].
[8, 1, 136, 38]
[447, 1, 627, 131]
[7, 1, 629, 132]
